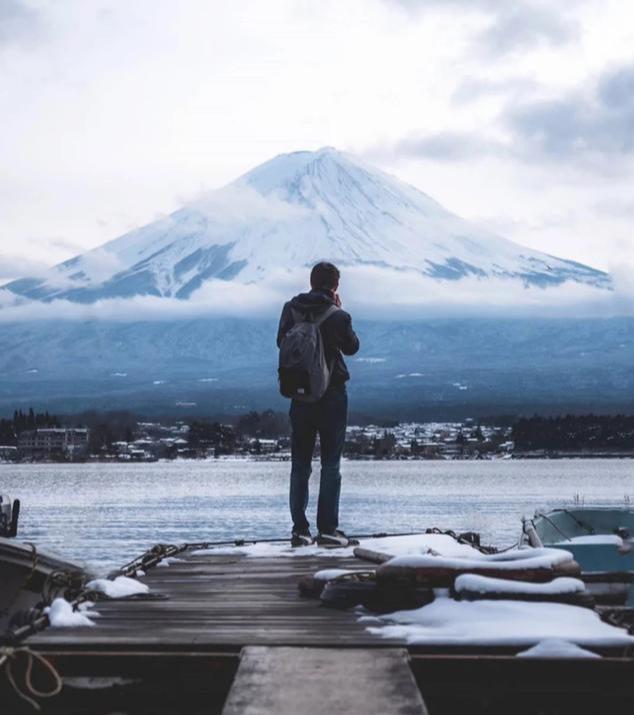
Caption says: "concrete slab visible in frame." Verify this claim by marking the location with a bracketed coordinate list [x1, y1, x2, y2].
[222, 646, 429, 715]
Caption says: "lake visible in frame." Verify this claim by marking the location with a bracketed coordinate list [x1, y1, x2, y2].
[1, 459, 632, 574]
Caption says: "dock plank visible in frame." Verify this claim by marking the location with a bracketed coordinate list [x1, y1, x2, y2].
[221, 646, 429, 715]
[28, 550, 392, 649]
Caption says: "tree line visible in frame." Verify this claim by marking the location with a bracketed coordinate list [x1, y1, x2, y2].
[0, 409, 60, 445]
[512, 414, 634, 451]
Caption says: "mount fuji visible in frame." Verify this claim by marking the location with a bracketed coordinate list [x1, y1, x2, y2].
[1, 148, 630, 418]
[3, 147, 609, 303]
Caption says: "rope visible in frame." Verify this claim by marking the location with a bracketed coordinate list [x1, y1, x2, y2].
[0, 646, 62, 712]
[22, 543, 39, 590]
[41, 569, 86, 605]
[184, 528, 500, 554]
[421, 527, 499, 554]
[118, 542, 189, 577]
[3, 567, 89, 646]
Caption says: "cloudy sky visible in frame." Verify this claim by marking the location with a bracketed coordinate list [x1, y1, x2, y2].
[1, 0, 634, 286]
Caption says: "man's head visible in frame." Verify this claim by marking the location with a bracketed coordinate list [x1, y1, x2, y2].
[310, 261, 340, 292]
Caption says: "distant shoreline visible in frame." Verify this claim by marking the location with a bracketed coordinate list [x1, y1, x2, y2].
[2, 453, 634, 466]
[512, 451, 634, 460]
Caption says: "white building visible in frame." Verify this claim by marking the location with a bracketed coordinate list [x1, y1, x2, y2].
[18, 428, 90, 459]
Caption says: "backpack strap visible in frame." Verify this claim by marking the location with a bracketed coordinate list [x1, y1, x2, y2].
[313, 305, 339, 327]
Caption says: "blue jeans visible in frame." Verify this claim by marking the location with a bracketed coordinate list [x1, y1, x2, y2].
[289, 384, 348, 534]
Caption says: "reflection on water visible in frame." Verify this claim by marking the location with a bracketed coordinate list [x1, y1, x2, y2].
[1, 459, 631, 574]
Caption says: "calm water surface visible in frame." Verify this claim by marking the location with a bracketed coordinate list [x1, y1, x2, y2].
[0, 459, 632, 574]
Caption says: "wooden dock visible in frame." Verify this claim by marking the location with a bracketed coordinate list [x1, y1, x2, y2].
[29, 551, 391, 650]
[11, 547, 634, 714]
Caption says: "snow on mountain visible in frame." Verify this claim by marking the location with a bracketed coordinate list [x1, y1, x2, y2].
[4, 147, 609, 303]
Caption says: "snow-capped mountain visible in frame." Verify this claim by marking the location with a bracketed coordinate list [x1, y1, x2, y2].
[4, 147, 609, 302]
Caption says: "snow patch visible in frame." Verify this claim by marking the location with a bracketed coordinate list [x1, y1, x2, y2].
[45, 598, 95, 628]
[554, 534, 625, 546]
[516, 639, 602, 659]
[313, 569, 365, 581]
[76, 601, 100, 617]
[384, 547, 573, 572]
[362, 533, 483, 558]
[87, 575, 149, 598]
[191, 541, 352, 559]
[64, 676, 139, 690]
[155, 557, 184, 568]
[454, 574, 586, 596]
[367, 599, 634, 647]
[191, 533, 483, 560]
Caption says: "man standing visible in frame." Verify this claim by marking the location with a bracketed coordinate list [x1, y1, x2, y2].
[277, 262, 360, 547]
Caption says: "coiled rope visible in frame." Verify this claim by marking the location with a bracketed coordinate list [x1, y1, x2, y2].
[118, 542, 189, 578]
[0, 646, 62, 711]
[41, 569, 86, 605]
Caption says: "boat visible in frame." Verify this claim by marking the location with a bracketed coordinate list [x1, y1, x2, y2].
[0, 494, 87, 636]
[522, 505, 634, 607]
[0, 493, 19, 538]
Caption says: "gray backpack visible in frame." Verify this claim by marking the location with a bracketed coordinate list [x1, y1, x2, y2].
[278, 305, 339, 401]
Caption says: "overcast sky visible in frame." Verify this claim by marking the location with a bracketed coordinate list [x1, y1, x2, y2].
[1, 0, 634, 284]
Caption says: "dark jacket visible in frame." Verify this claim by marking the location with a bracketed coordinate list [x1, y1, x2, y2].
[276, 289, 360, 386]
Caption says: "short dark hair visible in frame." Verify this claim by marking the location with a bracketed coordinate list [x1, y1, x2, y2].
[310, 262, 340, 290]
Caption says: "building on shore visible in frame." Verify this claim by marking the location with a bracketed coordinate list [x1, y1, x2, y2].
[17, 428, 90, 460]
[0, 445, 18, 462]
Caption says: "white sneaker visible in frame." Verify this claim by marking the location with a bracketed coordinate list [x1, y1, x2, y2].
[291, 530, 314, 547]
[316, 530, 358, 548]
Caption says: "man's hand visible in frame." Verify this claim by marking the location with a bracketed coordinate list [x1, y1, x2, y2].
[334, 292, 342, 308]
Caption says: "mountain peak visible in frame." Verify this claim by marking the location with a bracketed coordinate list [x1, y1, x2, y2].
[3, 149, 610, 303]
[235, 146, 364, 195]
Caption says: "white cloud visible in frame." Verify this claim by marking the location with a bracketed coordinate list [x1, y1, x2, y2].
[341, 265, 630, 318]
[67, 248, 124, 284]
[0, 265, 630, 324]
[193, 184, 309, 225]
[0, 253, 50, 282]
[609, 263, 634, 305]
